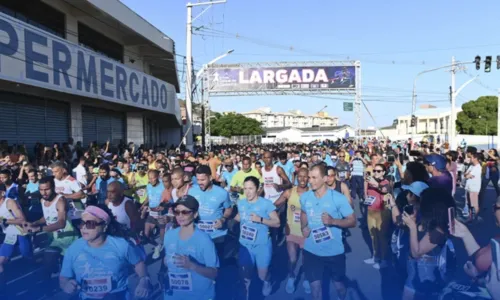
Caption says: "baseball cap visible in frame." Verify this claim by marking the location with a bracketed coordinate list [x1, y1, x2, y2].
[173, 195, 199, 212]
[424, 154, 447, 171]
[401, 181, 429, 197]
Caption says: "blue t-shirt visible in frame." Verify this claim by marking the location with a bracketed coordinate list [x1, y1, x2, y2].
[26, 182, 39, 194]
[237, 197, 276, 246]
[146, 182, 165, 208]
[188, 185, 231, 239]
[277, 160, 294, 182]
[300, 189, 353, 257]
[164, 227, 219, 300]
[60, 236, 141, 299]
[324, 154, 334, 167]
[221, 169, 238, 192]
[6, 183, 19, 201]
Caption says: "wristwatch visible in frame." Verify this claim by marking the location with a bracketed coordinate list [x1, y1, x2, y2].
[39, 225, 44, 232]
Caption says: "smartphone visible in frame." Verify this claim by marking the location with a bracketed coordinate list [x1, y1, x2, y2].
[388, 155, 395, 163]
[491, 238, 500, 273]
[403, 205, 414, 215]
[366, 171, 371, 177]
[448, 207, 456, 235]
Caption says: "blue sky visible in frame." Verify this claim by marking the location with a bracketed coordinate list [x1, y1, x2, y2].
[122, 0, 500, 128]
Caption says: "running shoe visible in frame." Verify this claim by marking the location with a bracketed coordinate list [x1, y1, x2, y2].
[285, 277, 295, 294]
[262, 280, 272, 296]
[152, 244, 163, 260]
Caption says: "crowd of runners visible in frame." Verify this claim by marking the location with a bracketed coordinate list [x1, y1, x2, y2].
[1, 137, 500, 300]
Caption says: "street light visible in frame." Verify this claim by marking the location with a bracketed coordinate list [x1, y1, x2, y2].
[411, 57, 476, 149]
[196, 50, 234, 150]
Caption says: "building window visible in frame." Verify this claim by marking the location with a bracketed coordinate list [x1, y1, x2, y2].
[0, 0, 65, 38]
[78, 22, 124, 63]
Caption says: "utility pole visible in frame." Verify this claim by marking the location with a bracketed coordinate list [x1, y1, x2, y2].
[186, 0, 226, 151]
[497, 89, 500, 149]
[450, 56, 457, 150]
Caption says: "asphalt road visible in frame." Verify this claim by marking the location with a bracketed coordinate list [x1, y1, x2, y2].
[5, 185, 500, 300]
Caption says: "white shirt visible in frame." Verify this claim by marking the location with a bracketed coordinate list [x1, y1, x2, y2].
[54, 175, 82, 195]
[465, 164, 482, 192]
[72, 164, 87, 186]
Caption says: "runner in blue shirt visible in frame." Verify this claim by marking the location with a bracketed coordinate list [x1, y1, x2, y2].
[163, 195, 219, 300]
[300, 164, 356, 300]
[188, 165, 232, 262]
[219, 158, 239, 202]
[277, 152, 295, 182]
[60, 205, 151, 299]
[141, 170, 167, 259]
[235, 176, 280, 299]
[95, 164, 124, 205]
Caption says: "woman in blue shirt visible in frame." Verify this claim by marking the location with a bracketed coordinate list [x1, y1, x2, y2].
[235, 176, 280, 299]
[59, 205, 151, 300]
[163, 195, 219, 300]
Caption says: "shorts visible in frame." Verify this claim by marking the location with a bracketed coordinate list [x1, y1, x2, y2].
[48, 232, 78, 255]
[213, 236, 226, 261]
[238, 242, 272, 269]
[404, 258, 438, 293]
[147, 215, 167, 226]
[286, 234, 305, 248]
[0, 235, 32, 259]
[303, 250, 346, 283]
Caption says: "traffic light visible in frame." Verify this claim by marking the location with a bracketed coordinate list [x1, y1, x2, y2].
[497, 55, 500, 69]
[485, 56, 492, 73]
[410, 115, 416, 127]
[475, 56, 481, 70]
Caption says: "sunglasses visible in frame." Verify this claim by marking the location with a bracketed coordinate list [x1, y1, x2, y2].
[493, 204, 500, 212]
[78, 220, 105, 229]
[373, 170, 384, 173]
[339, 156, 345, 158]
[225, 165, 233, 168]
[174, 210, 193, 216]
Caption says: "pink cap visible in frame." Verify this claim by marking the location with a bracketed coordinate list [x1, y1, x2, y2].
[82, 206, 111, 224]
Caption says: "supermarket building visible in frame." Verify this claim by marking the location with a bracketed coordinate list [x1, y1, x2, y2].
[0, 0, 182, 151]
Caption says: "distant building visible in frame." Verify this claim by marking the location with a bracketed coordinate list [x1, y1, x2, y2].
[396, 105, 462, 135]
[242, 107, 339, 129]
[262, 125, 354, 143]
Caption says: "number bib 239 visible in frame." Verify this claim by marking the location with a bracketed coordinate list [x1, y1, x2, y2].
[312, 226, 333, 243]
[83, 277, 112, 299]
[169, 272, 193, 292]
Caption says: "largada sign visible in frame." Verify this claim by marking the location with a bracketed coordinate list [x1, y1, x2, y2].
[207, 65, 356, 93]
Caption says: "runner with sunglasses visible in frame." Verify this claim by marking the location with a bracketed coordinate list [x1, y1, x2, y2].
[60, 205, 151, 299]
[163, 195, 219, 300]
[234, 176, 281, 299]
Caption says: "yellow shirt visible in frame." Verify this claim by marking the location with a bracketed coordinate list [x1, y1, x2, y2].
[230, 168, 263, 197]
[287, 187, 303, 237]
[134, 174, 149, 204]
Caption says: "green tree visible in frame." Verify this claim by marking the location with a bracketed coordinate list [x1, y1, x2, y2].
[456, 96, 498, 135]
[211, 113, 264, 137]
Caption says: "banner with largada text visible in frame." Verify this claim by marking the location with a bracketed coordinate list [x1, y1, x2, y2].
[207, 65, 356, 93]
[0, 12, 179, 119]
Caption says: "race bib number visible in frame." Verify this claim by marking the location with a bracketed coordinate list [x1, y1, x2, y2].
[339, 171, 346, 178]
[240, 224, 257, 242]
[293, 212, 301, 223]
[83, 277, 112, 299]
[198, 221, 215, 232]
[312, 226, 333, 243]
[149, 210, 160, 218]
[137, 189, 146, 197]
[364, 195, 376, 206]
[169, 272, 193, 292]
[4, 232, 17, 245]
